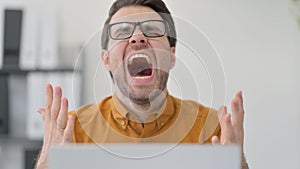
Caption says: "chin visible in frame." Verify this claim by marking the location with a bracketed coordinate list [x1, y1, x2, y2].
[114, 69, 168, 104]
[128, 84, 165, 104]
[128, 86, 153, 101]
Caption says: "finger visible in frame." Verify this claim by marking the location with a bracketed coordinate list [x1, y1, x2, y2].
[217, 106, 226, 142]
[57, 98, 68, 131]
[51, 86, 62, 122]
[218, 107, 235, 144]
[231, 91, 244, 127]
[231, 98, 242, 127]
[217, 106, 226, 122]
[232, 91, 245, 147]
[38, 108, 46, 121]
[63, 115, 75, 143]
[237, 91, 244, 113]
[211, 136, 220, 144]
[37, 108, 45, 114]
[45, 83, 53, 121]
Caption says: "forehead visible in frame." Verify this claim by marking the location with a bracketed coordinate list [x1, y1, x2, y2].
[110, 6, 163, 23]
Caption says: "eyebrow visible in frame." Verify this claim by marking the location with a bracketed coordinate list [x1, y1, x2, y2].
[109, 19, 164, 25]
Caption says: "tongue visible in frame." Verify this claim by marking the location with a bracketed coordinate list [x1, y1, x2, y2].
[136, 68, 152, 76]
[128, 58, 152, 77]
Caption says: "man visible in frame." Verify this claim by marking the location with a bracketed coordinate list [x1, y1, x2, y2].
[36, 0, 249, 168]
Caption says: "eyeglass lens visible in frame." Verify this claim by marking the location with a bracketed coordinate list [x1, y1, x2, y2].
[110, 20, 165, 40]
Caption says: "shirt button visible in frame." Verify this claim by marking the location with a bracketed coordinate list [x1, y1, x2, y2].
[120, 120, 126, 126]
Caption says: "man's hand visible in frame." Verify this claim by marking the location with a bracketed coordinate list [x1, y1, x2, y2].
[35, 84, 75, 169]
[212, 91, 244, 147]
[212, 91, 249, 169]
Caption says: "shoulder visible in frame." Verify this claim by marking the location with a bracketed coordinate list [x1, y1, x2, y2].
[68, 104, 96, 119]
[68, 96, 113, 143]
[169, 95, 220, 143]
[169, 95, 218, 119]
[68, 96, 114, 127]
[68, 96, 113, 117]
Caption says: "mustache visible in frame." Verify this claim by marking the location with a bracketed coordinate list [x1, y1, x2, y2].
[125, 44, 150, 55]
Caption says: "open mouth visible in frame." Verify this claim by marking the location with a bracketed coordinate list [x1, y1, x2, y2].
[127, 54, 153, 78]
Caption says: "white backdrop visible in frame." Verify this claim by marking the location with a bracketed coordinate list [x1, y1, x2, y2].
[15, 0, 300, 168]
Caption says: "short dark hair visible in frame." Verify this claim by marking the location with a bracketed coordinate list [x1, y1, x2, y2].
[101, 0, 177, 50]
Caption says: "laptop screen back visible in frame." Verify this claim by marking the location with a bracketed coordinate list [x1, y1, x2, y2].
[49, 144, 241, 169]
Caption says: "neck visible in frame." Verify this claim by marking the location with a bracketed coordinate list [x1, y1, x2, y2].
[116, 89, 167, 122]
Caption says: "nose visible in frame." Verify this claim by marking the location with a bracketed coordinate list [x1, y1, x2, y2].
[129, 27, 148, 44]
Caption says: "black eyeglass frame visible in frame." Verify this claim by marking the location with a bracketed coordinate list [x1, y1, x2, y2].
[108, 20, 169, 40]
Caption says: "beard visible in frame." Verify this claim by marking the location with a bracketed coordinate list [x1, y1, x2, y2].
[115, 69, 169, 105]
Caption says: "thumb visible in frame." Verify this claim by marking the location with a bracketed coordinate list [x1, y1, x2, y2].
[38, 108, 46, 121]
[63, 115, 75, 143]
[212, 136, 220, 145]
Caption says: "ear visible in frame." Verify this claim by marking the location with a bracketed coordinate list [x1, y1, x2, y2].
[170, 47, 176, 69]
[102, 50, 110, 71]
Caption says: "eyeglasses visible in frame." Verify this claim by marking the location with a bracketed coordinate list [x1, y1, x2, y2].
[108, 20, 167, 40]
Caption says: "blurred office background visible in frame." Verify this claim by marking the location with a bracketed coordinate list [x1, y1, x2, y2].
[0, 0, 300, 168]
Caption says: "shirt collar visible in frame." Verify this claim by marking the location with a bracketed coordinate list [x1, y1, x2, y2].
[111, 92, 175, 130]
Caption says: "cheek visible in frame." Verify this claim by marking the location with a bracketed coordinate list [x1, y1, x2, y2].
[108, 39, 128, 50]
[156, 53, 174, 73]
[148, 38, 170, 49]
[149, 40, 174, 72]
[108, 55, 124, 74]
[107, 41, 128, 70]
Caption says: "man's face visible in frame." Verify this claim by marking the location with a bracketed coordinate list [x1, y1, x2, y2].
[102, 6, 175, 105]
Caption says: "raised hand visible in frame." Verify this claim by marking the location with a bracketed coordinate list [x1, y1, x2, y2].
[212, 91, 248, 169]
[35, 84, 75, 169]
[212, 91, 245, 147]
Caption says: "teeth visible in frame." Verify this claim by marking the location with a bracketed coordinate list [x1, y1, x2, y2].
[133, 76, 150, 79]
[128, 54, 151, 65]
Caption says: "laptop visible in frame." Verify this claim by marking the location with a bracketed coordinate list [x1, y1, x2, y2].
[49, 144, 241, 169]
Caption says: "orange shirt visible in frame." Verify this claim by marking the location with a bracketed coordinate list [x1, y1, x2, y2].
[69, 93, 221, 144]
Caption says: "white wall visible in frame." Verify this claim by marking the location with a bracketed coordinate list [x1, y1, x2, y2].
[15, 0, 300, 168]
[166, 1, 300, 168]
[164, 1, 300, 169]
